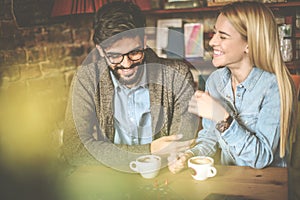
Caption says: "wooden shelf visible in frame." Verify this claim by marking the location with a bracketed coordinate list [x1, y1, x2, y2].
[266, 1, 300, 8]
[143, 6, 219, 15]
[143, 2, 300, 15]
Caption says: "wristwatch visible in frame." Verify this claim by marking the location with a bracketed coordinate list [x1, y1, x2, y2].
[216, 114, 233, 133]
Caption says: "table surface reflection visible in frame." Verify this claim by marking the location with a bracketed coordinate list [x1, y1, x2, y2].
[64, 164, 287, 200]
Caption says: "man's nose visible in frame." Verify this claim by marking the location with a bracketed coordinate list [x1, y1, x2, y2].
[120, 55, 133, 68]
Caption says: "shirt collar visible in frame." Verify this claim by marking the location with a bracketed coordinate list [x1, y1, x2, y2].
[242, 67, 264, 91]
[222, 66, 264, 91]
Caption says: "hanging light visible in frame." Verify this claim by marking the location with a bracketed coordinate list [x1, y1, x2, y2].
[51, 0, 152, 17]
[51, 0, 106, 17]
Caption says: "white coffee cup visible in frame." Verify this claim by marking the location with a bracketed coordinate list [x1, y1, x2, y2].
[188, 156, 217, 181]
[129, 155, 161, 179]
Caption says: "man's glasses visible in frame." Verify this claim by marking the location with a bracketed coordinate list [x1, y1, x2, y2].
[104, 48, 145, 65]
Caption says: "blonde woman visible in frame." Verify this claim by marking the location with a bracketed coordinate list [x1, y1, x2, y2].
[168, 1, 298, 173]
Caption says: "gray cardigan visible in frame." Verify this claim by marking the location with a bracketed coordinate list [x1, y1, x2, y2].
[63, 48, 199, 171]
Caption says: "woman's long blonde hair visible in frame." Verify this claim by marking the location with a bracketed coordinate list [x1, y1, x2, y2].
[220, 1, 298, 158]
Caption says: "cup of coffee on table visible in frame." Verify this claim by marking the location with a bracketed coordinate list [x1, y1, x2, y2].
[129, 155, 161, 179]
[188, 156, 217, 181]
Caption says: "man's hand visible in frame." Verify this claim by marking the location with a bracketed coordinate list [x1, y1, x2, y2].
[150, 134, 194, 156]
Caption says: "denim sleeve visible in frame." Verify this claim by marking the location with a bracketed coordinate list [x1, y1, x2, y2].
[220, 80, 281, 169]
[188, 118, 219, 158]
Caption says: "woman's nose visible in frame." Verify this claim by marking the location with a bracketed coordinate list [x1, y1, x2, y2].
[208, 34, 217, 47]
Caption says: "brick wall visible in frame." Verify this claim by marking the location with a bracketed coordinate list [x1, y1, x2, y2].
[0, 0, 95, 162]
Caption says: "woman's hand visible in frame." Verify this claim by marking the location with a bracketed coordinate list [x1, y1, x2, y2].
[168, 152, 194, 174]
[188, 90, 228, 122]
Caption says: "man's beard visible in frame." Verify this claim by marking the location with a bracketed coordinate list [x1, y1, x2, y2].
[109, 61, 144, 86]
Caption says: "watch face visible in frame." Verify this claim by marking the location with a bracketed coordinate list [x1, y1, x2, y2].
[216, 121, 226, 133]
[216, 115, 233, 133]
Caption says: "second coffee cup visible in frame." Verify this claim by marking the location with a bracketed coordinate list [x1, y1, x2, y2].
[188, 156, 217, 181]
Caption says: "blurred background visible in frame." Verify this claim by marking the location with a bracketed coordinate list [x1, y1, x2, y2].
[0, 0, 299, 199]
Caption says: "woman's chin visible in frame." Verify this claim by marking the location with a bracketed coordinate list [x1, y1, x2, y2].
[212, 60, 224, 68]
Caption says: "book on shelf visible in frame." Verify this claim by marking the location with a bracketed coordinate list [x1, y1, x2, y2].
[184, 23, 204, 58]
[156, 19, 204, 59]
[156, 18, 183, 58]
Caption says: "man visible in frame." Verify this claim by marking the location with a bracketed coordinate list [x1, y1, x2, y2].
[63, 1, 199, 172]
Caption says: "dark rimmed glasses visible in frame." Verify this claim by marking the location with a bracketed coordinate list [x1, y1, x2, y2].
[103, 48, 145, 65]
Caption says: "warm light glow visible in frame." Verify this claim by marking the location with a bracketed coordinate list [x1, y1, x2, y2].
[51, 0, 106, 17]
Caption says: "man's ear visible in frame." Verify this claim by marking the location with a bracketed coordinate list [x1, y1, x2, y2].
[96, 45, 105, 57]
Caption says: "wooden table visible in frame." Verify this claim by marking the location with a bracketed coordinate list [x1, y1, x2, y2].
[63, 164, 287, 200]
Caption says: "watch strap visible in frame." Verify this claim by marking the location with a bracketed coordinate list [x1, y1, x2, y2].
[216, 115, 233, 133]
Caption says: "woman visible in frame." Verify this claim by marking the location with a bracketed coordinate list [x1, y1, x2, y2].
[168, 1, 298, 173]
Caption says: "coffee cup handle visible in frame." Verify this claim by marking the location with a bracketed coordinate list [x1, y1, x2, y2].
[129, 161, 138, 172]
[208, 166, 217, 177]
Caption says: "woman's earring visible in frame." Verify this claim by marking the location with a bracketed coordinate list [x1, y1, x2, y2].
[244, 45, 249, 54]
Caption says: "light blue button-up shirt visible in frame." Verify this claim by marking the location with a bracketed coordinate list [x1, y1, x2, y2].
[111, 64, 152, 145]
[189, 67, 286, 168]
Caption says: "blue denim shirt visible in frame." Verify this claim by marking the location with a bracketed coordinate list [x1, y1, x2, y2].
[189, 67, 286, 168]
[111, 64, 152, 145]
